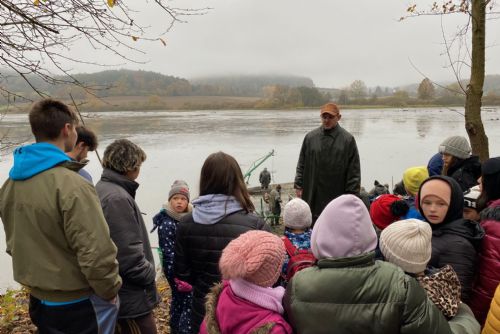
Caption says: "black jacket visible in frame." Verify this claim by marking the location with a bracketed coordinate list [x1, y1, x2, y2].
[418, 175, 484, 303]
[96, 168, 159, 318]
[446, 156, 482, 191]
[174, 210, 269, 331]
[294, 125, 361, 219]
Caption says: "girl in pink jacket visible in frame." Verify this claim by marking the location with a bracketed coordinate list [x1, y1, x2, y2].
[199, 230, 293, 334]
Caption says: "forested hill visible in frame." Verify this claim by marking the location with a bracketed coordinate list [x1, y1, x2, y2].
[0, 69, 316, 99]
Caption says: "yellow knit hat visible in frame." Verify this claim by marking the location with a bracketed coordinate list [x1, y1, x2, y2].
[403, 166, 429, 196]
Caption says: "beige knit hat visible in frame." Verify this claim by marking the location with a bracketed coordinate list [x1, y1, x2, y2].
[379, 219, 432, 274]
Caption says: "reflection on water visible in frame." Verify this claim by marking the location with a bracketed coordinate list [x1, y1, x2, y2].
[416, 115, 433, 138]
[1, 107, 500, 291]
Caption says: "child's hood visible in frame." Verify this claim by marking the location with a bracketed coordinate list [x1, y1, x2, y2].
[418, 175, 464, 225]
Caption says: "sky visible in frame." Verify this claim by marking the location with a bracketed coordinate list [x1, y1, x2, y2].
[63, 0, 500, 89]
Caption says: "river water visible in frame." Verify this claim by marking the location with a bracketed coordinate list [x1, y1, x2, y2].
[1, 107, 500, 291]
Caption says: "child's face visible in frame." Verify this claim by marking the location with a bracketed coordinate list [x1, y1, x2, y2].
[170, 194, 188, 213]
[421, 195, 449, 224]
[463, 207, 480, 222]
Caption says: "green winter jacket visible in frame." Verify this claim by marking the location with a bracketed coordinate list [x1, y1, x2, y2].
[294, 125, 360, 219]
[0, 161, 121, 302]
[284, 252, 454, 334]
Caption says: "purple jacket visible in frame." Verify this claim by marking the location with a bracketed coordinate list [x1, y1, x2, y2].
[199, 281, 292, 334]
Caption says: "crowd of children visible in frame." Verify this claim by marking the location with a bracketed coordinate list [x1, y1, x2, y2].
[168, 135, 499, 334]
[3, 98, 500, 334]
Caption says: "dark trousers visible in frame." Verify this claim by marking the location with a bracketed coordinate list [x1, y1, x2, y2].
[29, 295, 98, 334]
[116, 312, 157, 334]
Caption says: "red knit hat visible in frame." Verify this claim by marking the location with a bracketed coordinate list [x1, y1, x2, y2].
[370, 194, 409, 230]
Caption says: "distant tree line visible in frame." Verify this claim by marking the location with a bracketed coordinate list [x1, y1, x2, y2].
[333, 77, 500, 107]
[2, 70, 500, 107]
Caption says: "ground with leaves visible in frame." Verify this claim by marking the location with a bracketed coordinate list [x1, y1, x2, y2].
[0, 277, 172, 334]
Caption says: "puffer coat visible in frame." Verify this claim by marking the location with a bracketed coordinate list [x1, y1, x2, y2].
[175, 209, 269, 332]
[284, 252, 454, 334]
[470, 199, 500, 325]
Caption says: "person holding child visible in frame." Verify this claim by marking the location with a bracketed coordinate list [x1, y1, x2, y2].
[152, 180, 193, 334]
[417, 175, 484, 304]
[200, 230, 293, 334]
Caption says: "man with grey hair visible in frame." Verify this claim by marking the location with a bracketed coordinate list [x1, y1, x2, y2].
[96, 139, 159, 334]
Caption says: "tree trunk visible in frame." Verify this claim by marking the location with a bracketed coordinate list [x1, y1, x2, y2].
[465, 0, 489, 161]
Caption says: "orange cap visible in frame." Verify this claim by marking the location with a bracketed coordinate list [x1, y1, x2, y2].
[320, 103, 340, 116]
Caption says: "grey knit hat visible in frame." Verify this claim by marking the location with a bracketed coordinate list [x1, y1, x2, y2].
[168, 180, 190, 201]
[379, 219, 432, 274]
[439, 136, 471, 159]
[283, 198, 312, 230]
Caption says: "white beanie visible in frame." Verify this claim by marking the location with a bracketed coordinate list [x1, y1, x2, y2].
[283, 198, 312, 230]
[379, 219, 432, 274]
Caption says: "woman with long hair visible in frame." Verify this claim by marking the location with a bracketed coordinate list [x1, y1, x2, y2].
[174, 151, 270, 333]
[439, 136, 481, 191]
[469, 157, 500, 326]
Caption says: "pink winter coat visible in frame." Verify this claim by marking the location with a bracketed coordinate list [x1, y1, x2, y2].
[470, 199, 500, 326]
[199, 281, 292, 334]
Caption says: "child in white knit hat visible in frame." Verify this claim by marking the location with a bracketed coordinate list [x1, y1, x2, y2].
[280, 198, 315, 285]
[379, 219, 461, 318]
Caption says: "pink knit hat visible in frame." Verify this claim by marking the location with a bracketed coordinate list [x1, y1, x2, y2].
[219, 230, 286, 287]
[311, 194, 377, 259]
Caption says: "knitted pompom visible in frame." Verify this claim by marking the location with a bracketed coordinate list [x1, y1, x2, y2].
[390, 200, 410, 217]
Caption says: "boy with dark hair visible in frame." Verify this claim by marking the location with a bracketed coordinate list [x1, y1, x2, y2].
[67, 126, 99, 183]
[0, 99, 122, 334]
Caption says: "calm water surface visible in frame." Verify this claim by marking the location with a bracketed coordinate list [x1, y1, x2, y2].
[1, 107, 500, 291]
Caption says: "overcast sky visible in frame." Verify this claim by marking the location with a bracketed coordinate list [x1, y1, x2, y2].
[68, 0, 500, 88]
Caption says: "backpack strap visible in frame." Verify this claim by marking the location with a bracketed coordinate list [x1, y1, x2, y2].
[281, 236, 298, 257]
